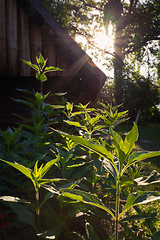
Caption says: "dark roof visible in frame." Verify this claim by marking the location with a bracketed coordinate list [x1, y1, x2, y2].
[29, 0, 86, 59]
[29, 0, 106, 80]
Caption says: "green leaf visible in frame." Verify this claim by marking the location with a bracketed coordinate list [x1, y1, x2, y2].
[121, 122, 138, 157]
[0, 159, 33, 182]
[123, 151, 160, 174]
[51, 128, 116, 171]
[21, 59, 39, 71]
[134, 170, 160, 186]
[89, 207, 112, 221]
[71, 166, 90, 179]
[37, 178, 65, 185]
[40, 155, 60, 178]
[36, 53, 47, 71]
[110, 123, 138, 173]
[12, 126, 23, 140]
[89, 116, 99, 127]
[42, 184, 60, 195]
[64, 120, 82, 128]
[102, 158, 117, 178]
[43, 104, 65, 110]
[85, 222, 99, 240]
[110, 127, 125, 161]
[35, 92, 43, 101]
[121, 213, 151, 222]
[11, 98, 35, 109]
[39, 192, 55, 210]
[36, 72, 47, 83]
[60, 188, 115, 219]
[44, 66, 63, 73]
[120, 191, 160, 219]
[93, 125, 107, 131]
[0, 196, 31, 205]
[9, 202, 36, 230]
[37, 230, 56, 239]
[69, 232, 86, 240]
[124, 123, 138, 149]
[151, 230, 160, 240]
[15, 88, 35, 95]
[120, 222, 139, 240]
[66, 102, 73, 113]
[57, 179, 81, 190]
[1, 130, 12, 146]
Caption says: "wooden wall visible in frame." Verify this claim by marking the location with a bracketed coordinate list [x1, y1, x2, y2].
[0, 0, 106, 130]
[0, 0, 69, 77]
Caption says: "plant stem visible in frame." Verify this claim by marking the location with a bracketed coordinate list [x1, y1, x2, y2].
[36, 188, 40, 230]
[115, 178, 120, 240]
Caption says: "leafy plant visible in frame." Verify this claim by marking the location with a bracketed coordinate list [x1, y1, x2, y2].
[1, 54, 160, 239]
[52, 123, 160, 239]
[21, 53, 63, 93]
[0, 156, 61, 230]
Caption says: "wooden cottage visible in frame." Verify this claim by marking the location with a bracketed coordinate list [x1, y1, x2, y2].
[0, 0, 106, 129]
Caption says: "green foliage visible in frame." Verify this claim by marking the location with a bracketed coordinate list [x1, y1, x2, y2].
[99, 66, 160, 124]
[54, 123, 160, 239]
[21, 54, 62, 92]
[0, 55, 160, 240]
[122, 64, 160, 123]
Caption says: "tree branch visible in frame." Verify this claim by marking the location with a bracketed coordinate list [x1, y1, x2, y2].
[81, 0, 104, 12]
[86, 38, 115, 58]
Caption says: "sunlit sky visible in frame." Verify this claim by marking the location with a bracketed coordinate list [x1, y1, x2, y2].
[76, 23, 157, 80]
[76, 23, 114, 77]
[75, 0, 152, 79]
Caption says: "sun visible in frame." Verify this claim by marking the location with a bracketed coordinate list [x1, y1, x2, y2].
[94, 24, 114, 53]
[75, 23, 114, 76]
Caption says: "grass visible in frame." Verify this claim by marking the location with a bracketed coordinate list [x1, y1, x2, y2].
[116, 124, 160, 171]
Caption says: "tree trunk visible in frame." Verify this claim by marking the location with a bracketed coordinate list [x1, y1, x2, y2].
[114, 51, 124, 105]
[114, 18, 125, 105]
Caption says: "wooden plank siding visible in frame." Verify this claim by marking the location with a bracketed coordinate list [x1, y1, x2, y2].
[0, 0, 106, 130]
[0, 0, 7, 75]
[29, 21, 43, 76]
[6, 0, 19, 76]
[19, 4, 31, 76]
[42, 23, 56, 77]
[0, 0, 70, 77]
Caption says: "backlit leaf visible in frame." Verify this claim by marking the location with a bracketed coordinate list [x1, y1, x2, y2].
[134, 170, 160, 186]
[120, 191, 160, 219]
[0, 196, 31, 204]
[21, 59, 39, 71]
[123, 151, 160, 174]
[0, 159, 33, 181]
[51, 128, 115, 169]
[44, 66, 63, 73]
[60, 188, 115, 219]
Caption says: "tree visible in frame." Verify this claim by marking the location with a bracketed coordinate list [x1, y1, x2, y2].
[40, 0, 160, 105]
[122, 66, 160, 123]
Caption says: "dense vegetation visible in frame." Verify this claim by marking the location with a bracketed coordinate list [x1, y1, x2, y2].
[0, 55, 160, 240]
